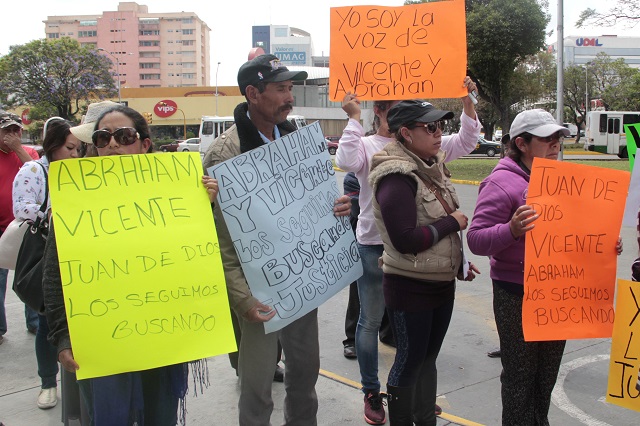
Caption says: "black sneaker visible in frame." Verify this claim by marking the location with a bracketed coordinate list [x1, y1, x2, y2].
[363, 391, 386, 425]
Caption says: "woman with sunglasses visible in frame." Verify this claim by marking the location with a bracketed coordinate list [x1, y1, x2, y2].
[467, 109, 621, 425]
[42, 105, 218, 425]
[336, 78, 479, 425]
[367, 100, 479, 425]
[12, 117, 81, 410]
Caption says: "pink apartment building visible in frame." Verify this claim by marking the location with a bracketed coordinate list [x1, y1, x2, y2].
[43, 2, 210, 88]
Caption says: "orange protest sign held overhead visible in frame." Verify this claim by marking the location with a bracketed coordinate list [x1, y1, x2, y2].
[329, 1, 467, 101]
[523, 158, 630, 341]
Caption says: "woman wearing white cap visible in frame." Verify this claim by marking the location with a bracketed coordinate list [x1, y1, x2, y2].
[467, 109, 623, 425]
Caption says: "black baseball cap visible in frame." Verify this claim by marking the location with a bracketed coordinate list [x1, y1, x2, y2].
[387, 100, 454, 133]
[237, 54, 308, 95]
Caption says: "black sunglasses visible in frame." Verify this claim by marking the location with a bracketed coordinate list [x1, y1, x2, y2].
[414, 120, 446, 135]
[92, 127, 139, 148]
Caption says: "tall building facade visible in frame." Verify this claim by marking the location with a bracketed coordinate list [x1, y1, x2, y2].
[252, 25, 313, 66]
[43, 2, 210, 88]
[550, 35, 640, 69]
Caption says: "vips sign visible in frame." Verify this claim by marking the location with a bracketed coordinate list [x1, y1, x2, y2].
[49, 153, 236, 379]
[523, 158, 630, 341]
[207, 122, 363, 333]
[329, 1, 467, 101]
[21, 108, 31, 125]
[154, 100, 178, 118]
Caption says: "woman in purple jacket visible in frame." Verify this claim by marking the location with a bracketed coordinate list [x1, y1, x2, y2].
[467, 109, 570, 426]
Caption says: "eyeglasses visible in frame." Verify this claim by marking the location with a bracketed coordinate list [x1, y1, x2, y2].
[414, 120, 445, 135]
[91, 127, 139, 148]
[535, 133, 564, 144]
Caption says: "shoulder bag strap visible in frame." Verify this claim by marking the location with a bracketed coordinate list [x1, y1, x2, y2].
[33, 163, 49, 228]
[415, 174, 454, 215]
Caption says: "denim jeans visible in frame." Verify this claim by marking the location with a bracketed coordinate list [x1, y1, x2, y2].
[36, 314, 59, 388]
[0, 267, 39, 336]
[355, 243, 385, 393]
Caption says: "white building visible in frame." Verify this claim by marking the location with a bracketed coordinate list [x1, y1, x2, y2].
[252, 25, 313, 66]
[550, 35, 640, 68]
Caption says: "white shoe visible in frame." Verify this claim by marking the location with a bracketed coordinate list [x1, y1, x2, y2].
[37, 387, 57, 409]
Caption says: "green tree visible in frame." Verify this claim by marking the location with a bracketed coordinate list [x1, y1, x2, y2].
[0, 38, 116, 120]
[466, 0, 549, 131]
[589, 53, 640, 111]
[576, 0, 640, 28]
[562, 64, 592, 142]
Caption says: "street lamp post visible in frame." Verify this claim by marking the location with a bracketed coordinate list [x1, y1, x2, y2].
[158, 102, 187, 139]
[584, 63, 589, 115]
[215, 62, 221, 116]
[98, 48, 121, 104]
[177, 108, 186, 140]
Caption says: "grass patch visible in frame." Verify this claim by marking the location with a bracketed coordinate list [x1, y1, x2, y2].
[447, 158, 630, 183]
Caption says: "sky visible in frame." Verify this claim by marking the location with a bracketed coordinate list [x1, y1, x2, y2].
[0, 0, 636, 86]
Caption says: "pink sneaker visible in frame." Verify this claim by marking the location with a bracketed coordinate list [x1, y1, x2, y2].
[363, 391, 386, 425]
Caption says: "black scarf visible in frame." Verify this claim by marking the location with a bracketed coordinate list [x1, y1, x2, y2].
[233, 102, 297, 154]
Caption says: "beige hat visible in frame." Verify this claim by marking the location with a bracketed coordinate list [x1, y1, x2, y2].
[70, 101, 120, 144]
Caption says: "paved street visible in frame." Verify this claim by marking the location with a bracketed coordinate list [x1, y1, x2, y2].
[0, 172, 637, 425]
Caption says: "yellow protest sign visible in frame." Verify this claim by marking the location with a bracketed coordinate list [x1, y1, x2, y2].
[523, 158, 630, 341]
[606, 279, 640, 411]
[329, 1, 467, 101]
[49, 153, 236, 380]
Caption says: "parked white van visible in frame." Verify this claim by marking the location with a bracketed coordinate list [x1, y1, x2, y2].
[198, 116, 235, 156]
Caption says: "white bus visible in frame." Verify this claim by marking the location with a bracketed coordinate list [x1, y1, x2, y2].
[199, 114, 308, 156]
[198, 116, 235, 155]
[585, 111, 640, 158]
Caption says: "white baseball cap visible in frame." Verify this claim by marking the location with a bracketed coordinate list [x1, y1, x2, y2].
[70, 101, 120, 143]
[506, 109, 571, 140]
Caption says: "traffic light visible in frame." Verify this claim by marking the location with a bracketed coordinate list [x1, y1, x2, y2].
[143, 112, 153, 124]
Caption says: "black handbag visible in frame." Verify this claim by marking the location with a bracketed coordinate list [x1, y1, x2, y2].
[13, 163, 49, 314]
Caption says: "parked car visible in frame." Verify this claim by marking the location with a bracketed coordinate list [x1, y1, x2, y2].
[492, 130, 503, 142]
[178, 138, 201, 152]
[159, 140, 182, 152]
[326, 137, 339, 155]
[470, 137, 501, 157]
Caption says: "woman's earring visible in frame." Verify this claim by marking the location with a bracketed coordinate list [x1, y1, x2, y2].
[407, 138, 413, 144]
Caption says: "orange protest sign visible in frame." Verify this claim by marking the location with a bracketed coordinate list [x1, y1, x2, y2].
[606, 279, 640, 411]
[329, 1, 467, 101]
[523, 158, 631, 341]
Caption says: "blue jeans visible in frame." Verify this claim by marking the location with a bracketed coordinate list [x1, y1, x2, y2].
[36, 314, 59, 388]
[0, 267, 39, 336]
[355, 243, 385, 393]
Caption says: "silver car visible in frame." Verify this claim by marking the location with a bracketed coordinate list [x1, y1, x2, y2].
[178, 137, 201, 152]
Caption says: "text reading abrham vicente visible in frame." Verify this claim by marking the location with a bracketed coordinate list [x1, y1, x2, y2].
[523, 158, 630, 341]
[329, 0, 467, 101]
[49, 153, 236, 379]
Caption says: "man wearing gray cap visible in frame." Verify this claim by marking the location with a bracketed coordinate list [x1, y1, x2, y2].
[0, 112, 40, 345]
[203, 54, 352, 425]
